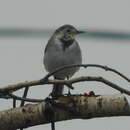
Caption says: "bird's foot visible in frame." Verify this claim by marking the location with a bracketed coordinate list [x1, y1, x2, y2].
[64, 88, 72, 96]
[64, 92, 71, 97]
[89, 91, 95, 96]
[49, 92, 64, 98]
[84, 91, 95, 96]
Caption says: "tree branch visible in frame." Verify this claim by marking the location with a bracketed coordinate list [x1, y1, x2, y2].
[0, 64, 130, 95]
[41, 64, 130, 82]
[0, 76, 130, 99]
[0, 94, 130, 130]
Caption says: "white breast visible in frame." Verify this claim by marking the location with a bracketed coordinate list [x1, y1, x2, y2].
[44, 38, 82, 79]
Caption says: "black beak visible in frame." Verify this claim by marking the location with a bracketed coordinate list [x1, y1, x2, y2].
[77, 30, 86, 34]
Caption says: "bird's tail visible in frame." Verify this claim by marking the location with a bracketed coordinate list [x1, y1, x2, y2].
[51, 78, 64, 97]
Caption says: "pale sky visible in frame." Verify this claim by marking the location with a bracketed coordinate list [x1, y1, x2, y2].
[0, 0, 130, 130]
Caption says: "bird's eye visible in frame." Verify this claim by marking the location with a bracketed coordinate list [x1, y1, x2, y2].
[66, 29, 71, 33]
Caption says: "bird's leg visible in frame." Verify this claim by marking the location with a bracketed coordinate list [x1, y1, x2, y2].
[50, 76, 64, 98]
[67, 76, 71, 96]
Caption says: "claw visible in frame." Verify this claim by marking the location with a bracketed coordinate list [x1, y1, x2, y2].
[88, 91, 95, 96]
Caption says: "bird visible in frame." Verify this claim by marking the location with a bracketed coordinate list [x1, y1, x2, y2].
[44, 24, 84, 97]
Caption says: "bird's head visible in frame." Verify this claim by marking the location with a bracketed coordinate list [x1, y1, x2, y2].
[54, 24, 84, 41]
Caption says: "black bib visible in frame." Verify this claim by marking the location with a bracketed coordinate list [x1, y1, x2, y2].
[60, 39, 74, 51]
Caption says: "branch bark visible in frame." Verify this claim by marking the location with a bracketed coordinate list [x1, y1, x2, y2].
[1, 63, 130, 94]
[1, 76, 130, 100]
[0, 94, 130, 130]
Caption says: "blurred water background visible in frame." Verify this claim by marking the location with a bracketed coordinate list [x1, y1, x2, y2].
[0, 1, 130, 130]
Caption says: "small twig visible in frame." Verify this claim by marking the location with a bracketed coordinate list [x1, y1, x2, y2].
[13, 98, 16, 108]
[47, 76, 130, 96]
[0, 80, 74, 94]
[0, 63, 130, 105]
[4, 76, 130, 104]
[8, 93, 44, 102]
[0, 64, 130, 94]
[41, 64, 130, 83]
[20, 87, 29, 106]
[0, 76, 130, 97]
[0, 80, 42, 93]
[0, 93, 11, 99]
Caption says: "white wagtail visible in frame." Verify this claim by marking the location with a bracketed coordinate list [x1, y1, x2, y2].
[44, 25, 84, 97]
